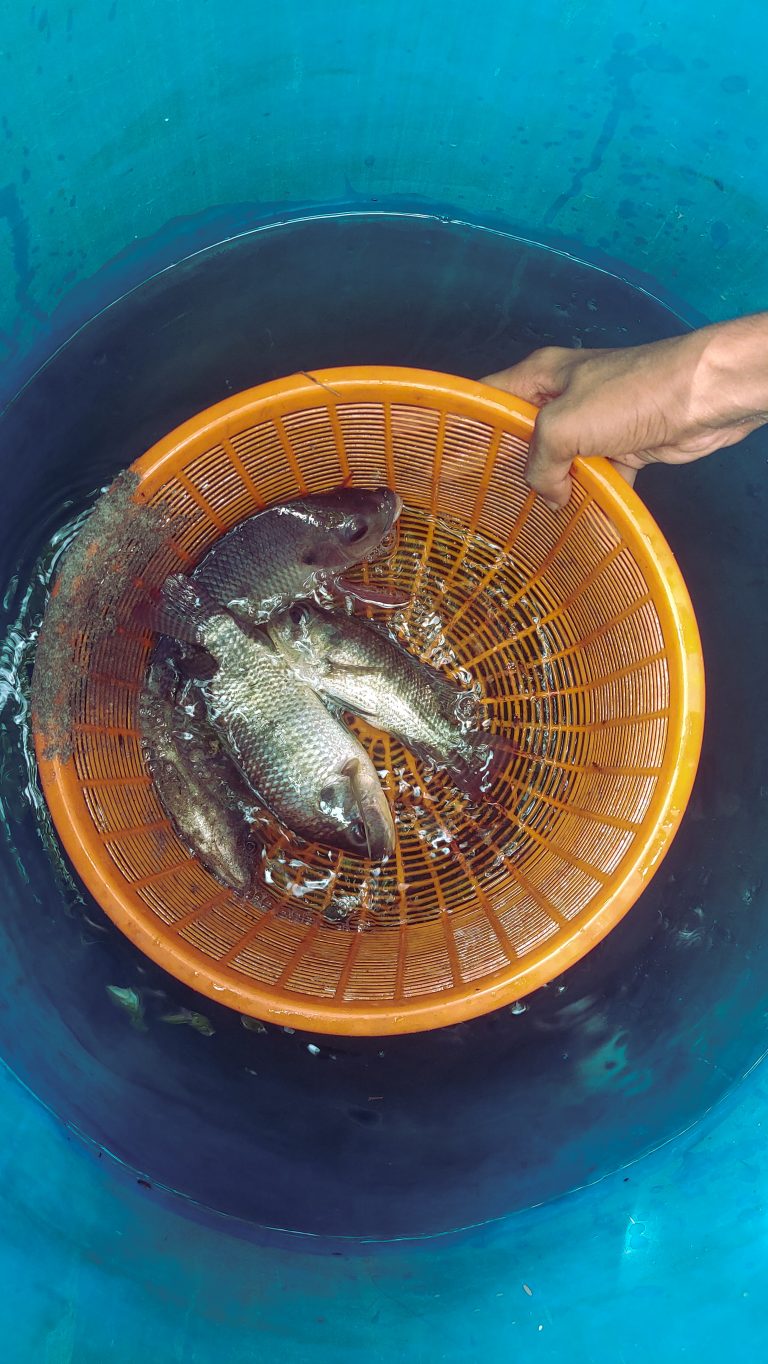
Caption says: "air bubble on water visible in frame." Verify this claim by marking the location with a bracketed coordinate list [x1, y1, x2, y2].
[2, 576, 19, 613]
[323, 901, 350, 923]
[332, 887, 365, 916]
[312, 580, 337, 609]
[0, 502, 97, 913]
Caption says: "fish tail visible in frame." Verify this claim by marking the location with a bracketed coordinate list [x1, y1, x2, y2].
[133, 575, 214, 645]
[484, 730, 523, 766]
[450, 730, 522, 803]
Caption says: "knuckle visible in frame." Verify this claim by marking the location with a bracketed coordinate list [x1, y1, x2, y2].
[534, 345, 568, 366]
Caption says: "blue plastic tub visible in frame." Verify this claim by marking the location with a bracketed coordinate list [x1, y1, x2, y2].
[1, 3, 766, 1358]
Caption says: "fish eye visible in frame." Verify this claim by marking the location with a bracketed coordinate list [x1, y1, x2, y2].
[342, 518, 370, 544]
[350, 820, 367, 844]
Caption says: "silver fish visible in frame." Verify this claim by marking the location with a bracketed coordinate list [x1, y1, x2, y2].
[269, 603, 513, 800]
[192, 487, 405, 621]
[139, 646, 258, 895]
[145, 577, 396, 859]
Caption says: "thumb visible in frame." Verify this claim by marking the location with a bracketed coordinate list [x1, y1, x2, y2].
[481, 347, 573, 406]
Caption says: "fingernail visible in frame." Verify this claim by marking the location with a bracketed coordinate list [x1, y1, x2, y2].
[543, 498, 561, 513]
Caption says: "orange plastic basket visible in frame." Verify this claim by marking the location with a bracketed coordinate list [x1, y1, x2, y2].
[33, 368, 704, 1035]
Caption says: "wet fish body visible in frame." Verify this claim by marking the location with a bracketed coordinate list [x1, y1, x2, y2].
[160, 1008, 216, 1036]
[148, 577, 395, 859]
[139, 646, 258, 895]
[269, 604, 501, 799]
[192, 487, 404, 621]
[106, 985, 146, 1030]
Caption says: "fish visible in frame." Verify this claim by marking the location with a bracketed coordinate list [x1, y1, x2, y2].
[106, 985, 146, 1030]
[160, 1008, 216, 1036]
[192, 486, 406, 622]
[268, 603, 517, 800]
[140, 576, 396, 859]
[139, 643, 259, 895]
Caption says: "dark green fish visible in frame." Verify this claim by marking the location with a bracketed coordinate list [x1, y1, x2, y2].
[192, 487, 405, 620]
[139, 646, 258, 895]
[269, 603, 516, 800]
[143, 577, 396, 859]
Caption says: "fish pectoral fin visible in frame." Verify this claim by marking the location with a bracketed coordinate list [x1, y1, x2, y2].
[325, 658, 380, 679]
[322, 681, 379, 720]
[330, 574, 410, 610]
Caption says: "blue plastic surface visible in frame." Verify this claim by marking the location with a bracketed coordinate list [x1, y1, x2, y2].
[1, 1, 767, 1358]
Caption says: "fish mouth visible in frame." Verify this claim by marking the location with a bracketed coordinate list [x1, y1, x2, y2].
[363, 808, 396, 860]
[367, 526, 398, 562]
[343, 757, 397, 859]
[357, 788, 397, 860]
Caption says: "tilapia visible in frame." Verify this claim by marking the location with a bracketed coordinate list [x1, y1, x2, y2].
[139, 644, 259, 895]
[192, 486, 405, 622]
[106, 985, 146, 1031]
[142, 577, 396, 858]
[269, 604, 516, 800]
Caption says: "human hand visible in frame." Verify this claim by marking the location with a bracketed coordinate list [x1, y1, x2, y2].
[482, 313, 768, 507]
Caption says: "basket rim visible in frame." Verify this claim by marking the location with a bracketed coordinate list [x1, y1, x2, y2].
[33, 366, 705, 1036]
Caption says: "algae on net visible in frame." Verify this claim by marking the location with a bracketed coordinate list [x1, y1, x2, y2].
[31, 471, 183, 763]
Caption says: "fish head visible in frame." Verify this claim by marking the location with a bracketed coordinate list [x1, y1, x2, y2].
[230, 841, 259, 899]
[286, 488, 402, 571]
[212, 820, 258, 898]
[318, 757, 396, 861]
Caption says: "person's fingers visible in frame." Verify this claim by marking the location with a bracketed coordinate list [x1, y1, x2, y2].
[611, 460, 638, 487]
[524, 405, 575, 508]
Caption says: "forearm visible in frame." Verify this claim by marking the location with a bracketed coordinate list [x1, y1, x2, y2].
[696, 312, 768, 429]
